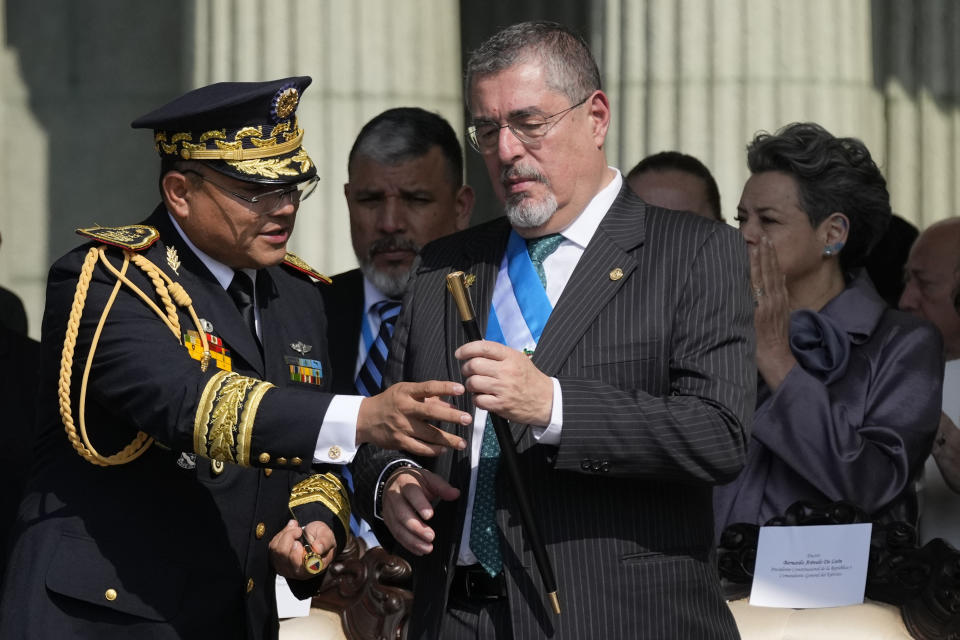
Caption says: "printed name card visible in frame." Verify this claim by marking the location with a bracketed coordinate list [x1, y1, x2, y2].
[749, 523, 873, 608]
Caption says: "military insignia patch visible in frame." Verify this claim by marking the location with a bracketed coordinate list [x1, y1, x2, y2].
[285, 356, 323, 385]
[199, 318, 214, 333]
[184, 330, 233, 372]
[176, 452, 197, 469]
[272, 86, 300, 120]
[166, 246, 181, 274]
[281, 252, 332, 284]
[76, 224, 160, 251]
[290, 341, 311, 355]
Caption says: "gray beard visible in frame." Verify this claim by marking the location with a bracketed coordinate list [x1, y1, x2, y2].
[359, 253, 422, 299]
[504, 192, 558, 228]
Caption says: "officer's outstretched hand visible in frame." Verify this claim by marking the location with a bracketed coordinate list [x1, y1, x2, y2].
[382, 466, 460, 555]
[356, 381, 470, 456]
[269, 519, 336, 580]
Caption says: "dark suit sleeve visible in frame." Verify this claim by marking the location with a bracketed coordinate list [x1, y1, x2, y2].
[50, 248, 332, 473]
[552, 226, 754, 485]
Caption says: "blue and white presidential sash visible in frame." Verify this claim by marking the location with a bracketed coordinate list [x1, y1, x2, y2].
[486, 231, 554, 351]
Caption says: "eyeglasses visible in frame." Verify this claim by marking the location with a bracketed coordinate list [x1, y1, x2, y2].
[467, 95, 591, 155]
[183, 170, 319, 214]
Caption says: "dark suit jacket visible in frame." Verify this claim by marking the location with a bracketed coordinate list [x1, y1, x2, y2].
[0, 326, 40, 585]
[321, 269, 365, 394]
[0, 207, 345, 639]
[353, 186, 756, 639]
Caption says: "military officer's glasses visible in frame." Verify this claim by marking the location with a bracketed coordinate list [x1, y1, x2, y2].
[467, 95, 590, 155]
[184, 170, 319, 214]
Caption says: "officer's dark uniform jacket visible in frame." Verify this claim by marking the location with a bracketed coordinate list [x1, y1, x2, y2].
[0, 207, 347, 639]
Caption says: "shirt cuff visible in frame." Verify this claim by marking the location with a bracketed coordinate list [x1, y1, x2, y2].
[313, 395, 362, 464]
[532, 377, 563, 445]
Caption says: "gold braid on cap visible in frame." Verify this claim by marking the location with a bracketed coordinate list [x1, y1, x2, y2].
[153, 118, 313, 179]
[60, 242, 213, 466]
[289, 473, 352, 535]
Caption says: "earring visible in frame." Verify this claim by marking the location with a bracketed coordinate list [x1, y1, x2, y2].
[823, 242, 843, 257]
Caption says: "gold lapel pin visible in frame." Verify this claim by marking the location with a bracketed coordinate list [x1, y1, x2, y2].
[609, 267, 624, 281]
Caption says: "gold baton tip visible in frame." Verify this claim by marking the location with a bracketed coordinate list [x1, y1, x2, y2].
[549, 591, 561, 615]
[445, 271, 474, 322]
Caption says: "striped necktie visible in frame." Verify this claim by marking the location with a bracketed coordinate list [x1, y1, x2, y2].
[355, 300, 401, 396]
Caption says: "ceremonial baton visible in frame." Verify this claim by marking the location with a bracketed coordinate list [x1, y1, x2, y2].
[445, 271, 561, 615]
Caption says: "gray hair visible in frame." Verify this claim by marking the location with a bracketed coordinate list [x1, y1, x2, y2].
[347, 107, 464, 188]
[464, 21, 601, 111]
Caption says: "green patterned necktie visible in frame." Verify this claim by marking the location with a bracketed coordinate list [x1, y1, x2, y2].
[526, 234, 564, 288]
[469, 233, 564, 577]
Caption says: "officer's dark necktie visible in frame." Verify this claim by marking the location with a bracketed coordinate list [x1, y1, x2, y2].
[470, 233, 564, 577]
[355, 300, 401, 397]
[227, 270, 258, 342]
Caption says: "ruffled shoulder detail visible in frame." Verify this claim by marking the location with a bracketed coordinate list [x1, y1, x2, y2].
[789, 309, 851, 384]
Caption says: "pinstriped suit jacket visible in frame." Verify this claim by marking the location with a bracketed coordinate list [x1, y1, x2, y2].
[353, 185, 756, 639]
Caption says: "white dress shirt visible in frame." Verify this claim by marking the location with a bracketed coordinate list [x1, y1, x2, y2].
[456, 169, 623, 565]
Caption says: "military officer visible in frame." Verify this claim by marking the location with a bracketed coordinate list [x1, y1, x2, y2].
[0, 77, 468, 639]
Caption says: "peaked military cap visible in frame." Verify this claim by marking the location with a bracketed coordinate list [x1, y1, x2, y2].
[131, 76, 316, 185]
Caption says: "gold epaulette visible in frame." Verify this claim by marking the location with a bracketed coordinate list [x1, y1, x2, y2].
[76, 225, 160, 252]
[290, 473, 351, 535]
[282, 252, 332, 284]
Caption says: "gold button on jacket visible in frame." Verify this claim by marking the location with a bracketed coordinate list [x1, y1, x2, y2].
[105, 589, 117, 601]
[255, 522, 266, 539]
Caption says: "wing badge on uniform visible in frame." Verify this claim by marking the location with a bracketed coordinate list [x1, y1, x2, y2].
[290, 341, 311, 355]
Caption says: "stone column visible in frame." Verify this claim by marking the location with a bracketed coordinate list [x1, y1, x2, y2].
[876, 0, 960, 227]
[600, 0, 886, 225]
[189, 0, 465, 275]
[0, 0, 188, 338]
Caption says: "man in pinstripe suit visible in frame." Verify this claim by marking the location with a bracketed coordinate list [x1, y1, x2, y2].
[352, 21, 755, 639]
